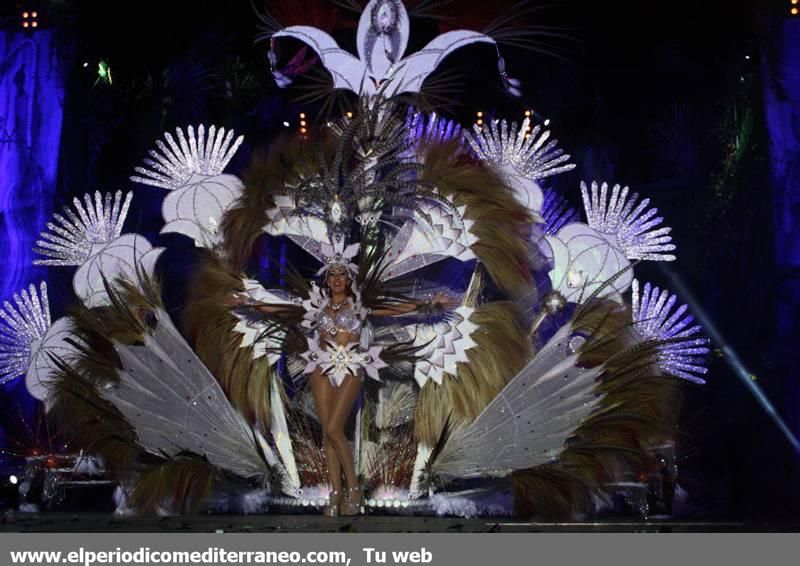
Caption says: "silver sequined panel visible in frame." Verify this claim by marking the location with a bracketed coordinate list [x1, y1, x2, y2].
[317, 307, 362, 336]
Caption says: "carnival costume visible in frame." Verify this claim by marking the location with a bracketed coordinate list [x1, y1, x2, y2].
[0, 0, 710, 518]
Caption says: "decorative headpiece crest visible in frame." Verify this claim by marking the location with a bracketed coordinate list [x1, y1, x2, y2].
[268, 0, 518, 98]
[316, 240, 360, 277]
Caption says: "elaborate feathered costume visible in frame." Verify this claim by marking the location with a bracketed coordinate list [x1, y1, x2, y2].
[0, 0, 709, 518]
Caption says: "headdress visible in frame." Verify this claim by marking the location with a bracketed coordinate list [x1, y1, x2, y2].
[316, 240, 360, 277]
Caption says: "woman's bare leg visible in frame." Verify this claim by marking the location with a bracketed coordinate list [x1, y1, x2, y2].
[326, 374, 362, 490]
[309, 370, 342, 494]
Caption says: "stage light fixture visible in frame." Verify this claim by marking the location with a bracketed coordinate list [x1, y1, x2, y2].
[793, 7, 799, 15]
[9, 476, 17, 485]
[21, 8, 39, 30]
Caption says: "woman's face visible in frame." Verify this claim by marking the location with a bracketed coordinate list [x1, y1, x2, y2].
[326, 266, 350, 295]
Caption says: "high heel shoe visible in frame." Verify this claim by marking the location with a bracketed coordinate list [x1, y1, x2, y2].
[339, 485, 363, 516]
[323, 490, 340, 517]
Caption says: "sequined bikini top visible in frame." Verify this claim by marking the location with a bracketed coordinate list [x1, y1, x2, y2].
[316, 302, 362, 336]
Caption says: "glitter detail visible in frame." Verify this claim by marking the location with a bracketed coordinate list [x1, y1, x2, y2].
[0, 282, 50, 384]
[301, 340, 386, 386]
[581, 181, 676, 261]
[567, 334, 586, 354]
[130, 125, 244, 190]
[540, 187, 578, 235]
[33, 191, 132, 266]
[317, 305, 362, 336]
[405, 109, 463, 146]
[301, 282, 369, 333]
[631, 279, 710, 383]
[466, 118, 576, 181]
[316, 240, 360, 277]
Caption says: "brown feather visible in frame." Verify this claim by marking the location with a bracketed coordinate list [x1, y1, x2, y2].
[415, 302, 531, 445]
[181, 253, 274, 428]
[129, 455, 215, 514]
[420, 143, 535, 295]
[512, 299, 683, 519]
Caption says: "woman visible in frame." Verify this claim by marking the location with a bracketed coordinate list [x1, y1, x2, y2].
[309, 263, 366, 516]
[232, 261, 455, 516]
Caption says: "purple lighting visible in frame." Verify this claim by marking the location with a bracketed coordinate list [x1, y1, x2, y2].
[0, 30, 65, 302]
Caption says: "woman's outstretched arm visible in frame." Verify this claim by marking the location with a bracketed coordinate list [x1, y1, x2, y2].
[225, 292, 297, 315]
[369, 293, 459, 317]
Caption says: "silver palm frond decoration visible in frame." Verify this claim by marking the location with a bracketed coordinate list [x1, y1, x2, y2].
[466, 118, 575, 181]
[405, 109, 463, 147]
[130, 125, 244, 190]
[540, 187, 578, 235]
[632, 279, 710, 383]
[0, 282, 50, 384]
[581, 181, 677, 261]
[33, 191, 132, 266]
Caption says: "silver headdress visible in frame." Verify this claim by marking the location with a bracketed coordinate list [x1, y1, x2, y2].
[316, 240, 360, 277]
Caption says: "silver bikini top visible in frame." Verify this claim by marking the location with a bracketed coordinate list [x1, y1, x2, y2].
[316, 303, 362, 336]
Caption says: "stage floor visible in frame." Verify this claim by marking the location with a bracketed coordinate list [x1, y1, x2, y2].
[2, 512, 798, 532]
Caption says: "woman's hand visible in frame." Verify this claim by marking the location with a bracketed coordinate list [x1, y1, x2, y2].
[429, 292, 460, 310]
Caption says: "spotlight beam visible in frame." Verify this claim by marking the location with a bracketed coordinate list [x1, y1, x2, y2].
[660, 266, 800, 455]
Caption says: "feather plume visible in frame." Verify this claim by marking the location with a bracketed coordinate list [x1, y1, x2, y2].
[129, 454, 215, 514]
[415, 302, 530, 445]
[511, 298, 683, 519]
[181, 253, 275, 428]
[420, 143, 534, 294]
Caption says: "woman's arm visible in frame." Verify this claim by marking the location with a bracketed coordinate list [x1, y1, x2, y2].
[225, 292, 296, 315]
[369, 293, 459, 317]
